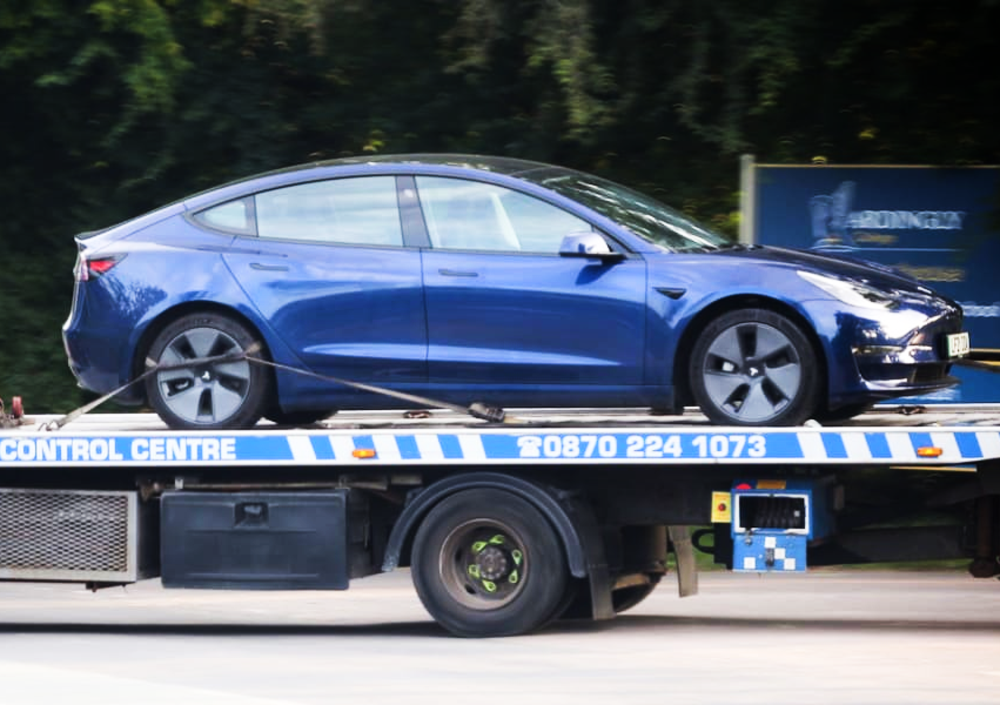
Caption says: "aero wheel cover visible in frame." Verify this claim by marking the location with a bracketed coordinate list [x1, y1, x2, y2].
[701, 321, 802, 423]
[154, 326, 252, 425]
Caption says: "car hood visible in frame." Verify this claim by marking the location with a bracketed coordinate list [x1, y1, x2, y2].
[703, 244, 934, 296]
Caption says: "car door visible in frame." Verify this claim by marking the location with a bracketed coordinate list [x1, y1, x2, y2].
[222, 175, 426, 383]
[416, 175, 647, 388]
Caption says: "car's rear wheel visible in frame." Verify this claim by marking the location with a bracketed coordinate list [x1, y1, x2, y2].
[690, 308, 820, 426]
[145, 312, 270, 430]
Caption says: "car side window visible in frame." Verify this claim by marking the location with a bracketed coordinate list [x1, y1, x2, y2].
[415, 176, 590, 254]
[255, 176, 403, 246]
[194, 198, 253, 235]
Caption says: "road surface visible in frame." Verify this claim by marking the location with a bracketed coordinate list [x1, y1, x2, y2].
[0, 569, 998, 704]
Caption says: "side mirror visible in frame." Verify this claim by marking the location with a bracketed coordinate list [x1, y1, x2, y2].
[558, 231, 624, 261]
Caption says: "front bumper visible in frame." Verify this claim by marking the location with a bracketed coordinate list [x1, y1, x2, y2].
[819, 295, 967, 407]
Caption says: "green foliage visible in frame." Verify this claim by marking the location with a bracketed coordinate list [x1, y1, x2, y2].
[1, 0, 998, 409]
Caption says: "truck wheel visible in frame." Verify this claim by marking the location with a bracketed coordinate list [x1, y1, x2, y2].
[145, 312, 270, 430]
[411, 489, 569, 637]
[690, 308, 820, 426]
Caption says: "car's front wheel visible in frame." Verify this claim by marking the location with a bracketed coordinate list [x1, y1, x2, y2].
[689, 308, 820, 426]
[145, 312, 271, 430]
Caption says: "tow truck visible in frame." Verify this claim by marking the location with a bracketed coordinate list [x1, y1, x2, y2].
[1, 400, 998, 637]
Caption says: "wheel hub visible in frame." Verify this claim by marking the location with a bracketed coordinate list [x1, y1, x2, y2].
[475, 545, 509, 581]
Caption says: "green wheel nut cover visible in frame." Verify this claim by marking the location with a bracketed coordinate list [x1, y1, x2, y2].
[508, 570, 519, 584]
[489, 534, 506, 545]
[511, 549, 523, 565]
[482, 580, 497, 593]
[467, 564, 481, 578]
[471, 540, 488, 554]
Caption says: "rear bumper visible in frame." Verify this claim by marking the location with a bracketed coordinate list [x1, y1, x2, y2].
[62, 285, 144, 405]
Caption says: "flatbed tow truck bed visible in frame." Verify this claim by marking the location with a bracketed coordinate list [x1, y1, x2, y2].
[1, 406, 998, 636]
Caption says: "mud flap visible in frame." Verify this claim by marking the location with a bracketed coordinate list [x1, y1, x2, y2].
[668, 525, 699, 597]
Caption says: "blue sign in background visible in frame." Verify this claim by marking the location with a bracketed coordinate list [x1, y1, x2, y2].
[752, 165, 1000, 403]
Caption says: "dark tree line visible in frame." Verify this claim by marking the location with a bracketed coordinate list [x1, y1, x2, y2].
[2, 0, 998, 411]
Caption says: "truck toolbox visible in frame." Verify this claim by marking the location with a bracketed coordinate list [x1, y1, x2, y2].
[160, 490, 351, 589]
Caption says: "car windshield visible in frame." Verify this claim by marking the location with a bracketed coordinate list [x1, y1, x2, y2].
[522, 168, 730, 252]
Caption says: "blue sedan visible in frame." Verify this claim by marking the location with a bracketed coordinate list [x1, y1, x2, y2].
[62, 155, 968, 429]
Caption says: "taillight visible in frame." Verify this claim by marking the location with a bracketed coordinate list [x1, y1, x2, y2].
[75, 254, 125, 282]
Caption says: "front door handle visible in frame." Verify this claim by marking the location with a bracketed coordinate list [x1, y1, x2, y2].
[250, 262, 289, 272]
[438, 269, 479, 277]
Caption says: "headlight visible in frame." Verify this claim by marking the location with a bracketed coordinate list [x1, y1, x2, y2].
[797, 270, 898, 309]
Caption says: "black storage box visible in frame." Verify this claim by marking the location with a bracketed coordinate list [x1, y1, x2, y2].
[160, 490, 350, 589]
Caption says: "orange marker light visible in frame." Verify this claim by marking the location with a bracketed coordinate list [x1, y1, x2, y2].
[352, 448, 377, 459]
[916, 446, 943, 458]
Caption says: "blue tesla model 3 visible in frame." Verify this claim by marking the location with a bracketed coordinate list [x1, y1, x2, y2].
[63, 155, 968, 429]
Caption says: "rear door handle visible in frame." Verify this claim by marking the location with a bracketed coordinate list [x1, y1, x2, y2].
[438, 269, 479, 277]
[250, 262, 289, 272]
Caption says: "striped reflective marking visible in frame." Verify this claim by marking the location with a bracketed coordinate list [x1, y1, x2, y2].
[328, 436, 358, 461]
[865, 433, 892, 459]
[287, 436, 316, 462]
[841, 433, 873, 460]
[976, 431, 1000, 460]
[414, 434, 445, 461]
[929, 431, 961, 461]
[4, 428, 1000, 466]
[797, 433, 826, 459]
[885, 433, 917, 463]
[372, 434, 402, 461]
[457, 434, 487, 461]
[955, 433, 982, 458]
[820, 433, 848, 458]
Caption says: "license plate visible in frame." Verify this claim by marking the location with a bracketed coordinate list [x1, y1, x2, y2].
[946, 332, 970, 358]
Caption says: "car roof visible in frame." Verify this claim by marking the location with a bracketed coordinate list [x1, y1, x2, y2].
[181, 154, 569, 210]
[256, 153, 555, 179]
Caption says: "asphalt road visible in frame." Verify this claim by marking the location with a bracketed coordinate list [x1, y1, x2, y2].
[0, 569, 998, 705]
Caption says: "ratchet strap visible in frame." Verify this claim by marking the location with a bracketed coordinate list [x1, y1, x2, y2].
[42, 345, 512, 430]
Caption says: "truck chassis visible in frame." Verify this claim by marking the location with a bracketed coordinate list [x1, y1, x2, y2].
[1, 407, 998, 637]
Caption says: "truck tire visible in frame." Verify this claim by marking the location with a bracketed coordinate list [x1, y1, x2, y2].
[411, 488, 569, 637]
[145, 312, 271, 430]
[690, 308, 820, 426]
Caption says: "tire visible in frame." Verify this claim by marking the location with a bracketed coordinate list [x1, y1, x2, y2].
[689, 308, 820, 426]
[144, 312, 271, 430]
[411, 489, 569, 637]
[612, 575, 662, 614]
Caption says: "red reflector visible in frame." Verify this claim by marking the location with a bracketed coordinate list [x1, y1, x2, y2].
[734, 483, 752, 491]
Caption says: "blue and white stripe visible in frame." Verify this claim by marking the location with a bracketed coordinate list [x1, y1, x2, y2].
[1, 428, 997, 466]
